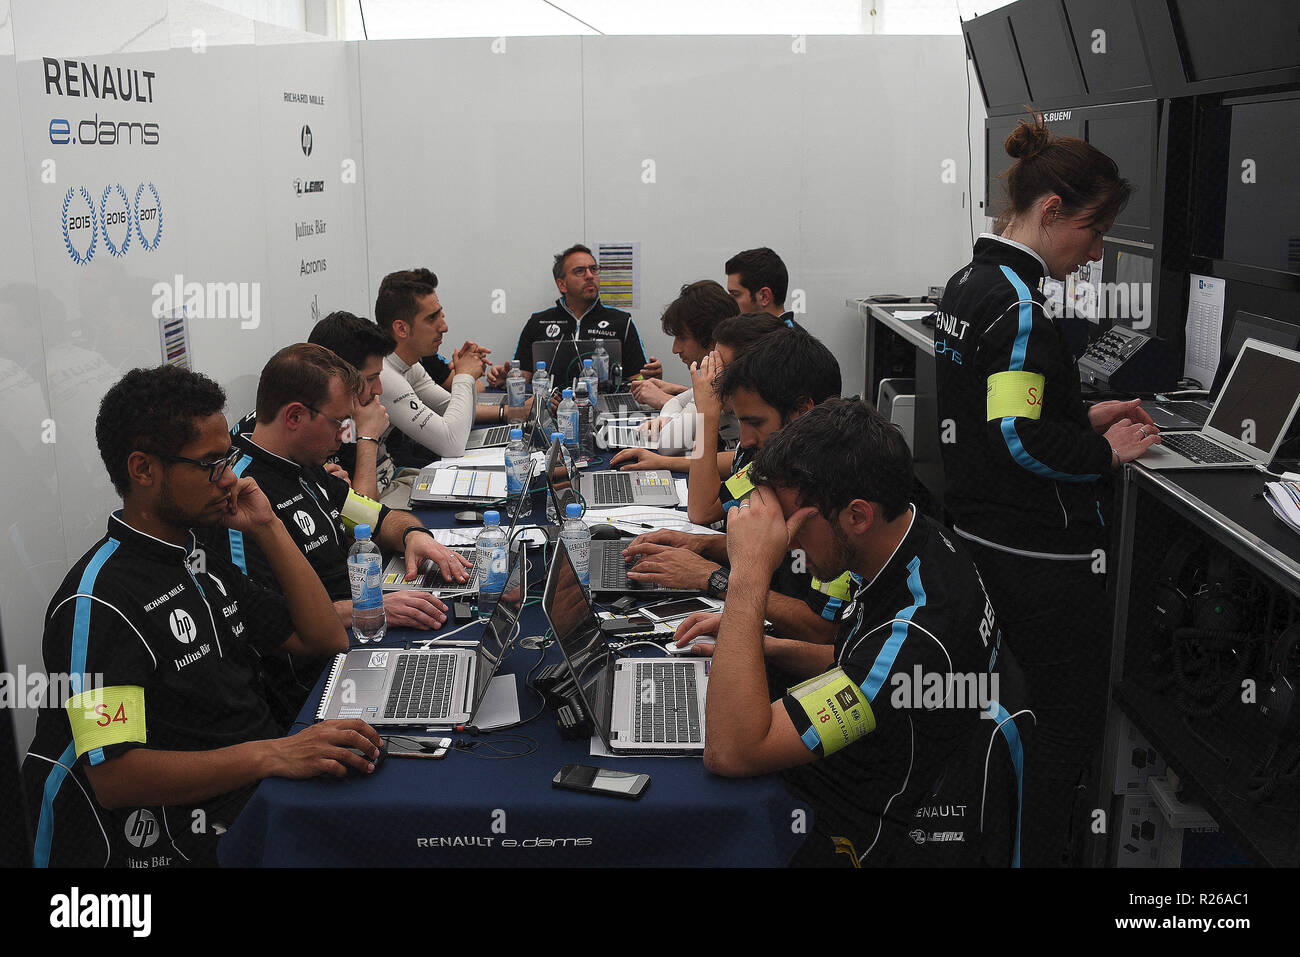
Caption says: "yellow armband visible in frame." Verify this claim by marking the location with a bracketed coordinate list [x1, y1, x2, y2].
[65, 685, 147, 758]
[341, 489, 382, 533]
[788, 667, 875, 756]
[986, 370, 1046, 421]
[722, 463, 755, 506]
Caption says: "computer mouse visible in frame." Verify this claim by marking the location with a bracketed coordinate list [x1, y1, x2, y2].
[590, 524, 627, 540]
[343, 738, 388, 777]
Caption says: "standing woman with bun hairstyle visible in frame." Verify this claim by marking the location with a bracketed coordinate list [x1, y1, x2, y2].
[933, 118, 1156, 867]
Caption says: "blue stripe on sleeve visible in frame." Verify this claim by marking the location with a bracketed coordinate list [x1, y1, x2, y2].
[1000, 418, 1101, 482]
[800, 725, 822, 752]
[226, 455, 253, 572]
[988, 700, 1025, 868]
[71, 539, 121, 691]
[861, 557, 926, 703]
[33, 742, 78, 867]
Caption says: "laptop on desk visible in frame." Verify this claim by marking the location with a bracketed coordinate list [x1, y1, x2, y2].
[1142, 311, 1300, 431]
[383, 460, 536, 596]
[543, 439, 695, 595]
[1138, 340, 1300, 471]
[543, 541, 707, 755]
[532, 339, 623, 390]
[317, 546, 526, 727]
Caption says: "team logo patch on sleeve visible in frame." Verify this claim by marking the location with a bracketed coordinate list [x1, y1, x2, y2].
[788, 667, 875, 756]
[66, 685, 147, 758]
[986, 370, 1046, 421]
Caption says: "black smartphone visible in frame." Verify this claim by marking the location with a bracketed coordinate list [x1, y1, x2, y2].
[552, 764, 650, 799]
[599, 615, 654, 637]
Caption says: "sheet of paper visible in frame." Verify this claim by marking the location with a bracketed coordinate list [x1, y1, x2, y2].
[675, 478, 688, 507]
[892, 310, 934, 321]
[1184, 274, 1225, 390]
[434, 449, 506, 469]
[580, 505, 717, 537]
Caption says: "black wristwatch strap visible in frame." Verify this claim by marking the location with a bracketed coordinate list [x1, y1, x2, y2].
[706, 568, 730, 598]
[402, 526, 434, 546]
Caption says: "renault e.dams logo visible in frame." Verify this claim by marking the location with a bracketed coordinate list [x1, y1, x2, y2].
[301, 124, 313, 155]
[125, 809, 159, 848]
[292, 510, 316, 536]
[168, 609, 197, 644]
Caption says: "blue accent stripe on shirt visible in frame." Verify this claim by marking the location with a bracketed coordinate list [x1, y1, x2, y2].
[1000, 418, 1101, 482]
[989, 700, 1025, 868]
[88, 746, 105, 767]
[800, 725, 822, 752]
[33, 742, 78, 867]
[820, 596, 843, 621]
[227, 455, 253, 573]
[861, 556, 926, 703]
[998, 266, 1034, 372]
[71, 539, 121, 692]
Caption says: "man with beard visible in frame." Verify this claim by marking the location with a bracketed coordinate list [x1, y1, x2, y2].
[23, 365, 382, 867]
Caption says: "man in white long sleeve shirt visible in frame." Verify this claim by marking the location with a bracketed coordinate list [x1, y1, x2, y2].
[374, 269, 488, 491]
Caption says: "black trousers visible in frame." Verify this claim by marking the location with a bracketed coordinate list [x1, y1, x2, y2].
[963, 539, 1112, 867]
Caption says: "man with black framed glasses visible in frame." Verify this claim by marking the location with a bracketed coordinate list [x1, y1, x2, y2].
[487, 242, 660, 385]
[201, 343, 471, 721]
[22, 364, 383, 868]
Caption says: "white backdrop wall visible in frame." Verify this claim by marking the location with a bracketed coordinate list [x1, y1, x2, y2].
[0, 26, 974, 754]
[358, 35, 973, 397]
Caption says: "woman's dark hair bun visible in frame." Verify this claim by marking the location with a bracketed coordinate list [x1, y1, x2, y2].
[1004, 119, 1052, 160]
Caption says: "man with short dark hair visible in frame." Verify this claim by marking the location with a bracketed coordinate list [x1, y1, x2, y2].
[624, 327, 850, 648]
[202, 344, 470, 721]
[725, 247, 801, 328]
[23, 365, 382, 868]
[488, 244, 660, 385]
[697, 398, 1015, 867]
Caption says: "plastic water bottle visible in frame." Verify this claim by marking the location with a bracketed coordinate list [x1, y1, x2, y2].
[348, 524, 386, 643]
[559, 502, 591, 596]
[532, 360, 551, 405]
[505, 427, 529, 500]
[575, 380, 595, 459]
[580, 358, 600, 404]
[506, 360, 527, 408]
[475, 510, 508, 617]
[558, 387, 579, 453]
[592, 343, 610, 384]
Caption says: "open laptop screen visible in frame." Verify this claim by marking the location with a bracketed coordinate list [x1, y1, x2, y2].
[545, 436, 579, 518]
[471, 547, 527, 712]
[542, 541, 614, 742]
[1205, 342, 1300, 454]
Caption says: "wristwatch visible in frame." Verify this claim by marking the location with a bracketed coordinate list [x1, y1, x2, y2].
[357, 435, 381, 444]
[706, 568, 730, 598]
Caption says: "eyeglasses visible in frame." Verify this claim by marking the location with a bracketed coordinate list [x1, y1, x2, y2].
[305, 404, 351, 432]
[159, 446, 244, 484]
[569, 265, 600, 277]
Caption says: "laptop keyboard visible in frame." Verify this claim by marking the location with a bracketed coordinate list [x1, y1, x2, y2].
[593, 471, 635, 505]
[632, 661, 702, 745]
[1160, 432, 1248, 465]
[481, 425, 510, 444]
[596, 542, 666, 591]
[385, 653, 457, 720]
[1158, 402, 1210, 428]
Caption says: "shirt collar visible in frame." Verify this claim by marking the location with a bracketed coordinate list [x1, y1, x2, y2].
[233, 431, 305, 479]
[107, 511, 199, 564]
[384, 351, 412, 375]
[557, 296, 602, 322]
[859, 505, 919, 593]
[977, 232, 1051, 281]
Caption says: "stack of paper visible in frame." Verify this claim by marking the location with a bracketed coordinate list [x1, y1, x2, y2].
[1264, 481, 1300, 534]
[580, 505, 717, 537]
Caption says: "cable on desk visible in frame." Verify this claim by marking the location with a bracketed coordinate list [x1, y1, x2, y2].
[475, 641, 551, 733]
[615, 640, 673, 656]
[449, 734, 540, 759]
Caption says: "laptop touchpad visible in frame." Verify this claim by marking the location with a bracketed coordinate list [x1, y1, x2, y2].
[344, 670, 386, 692]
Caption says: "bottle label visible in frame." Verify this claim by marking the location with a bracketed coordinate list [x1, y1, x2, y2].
[507, 377, 527, 407]
[477, 544, 508, 592]
[564, 536, 590, 587]
[349, 554, 383, 609]
[563, 410, 580, 445]
[506, 451, 524, 495]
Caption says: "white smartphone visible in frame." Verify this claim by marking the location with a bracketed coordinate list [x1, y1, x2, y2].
[639, 596, 721, 623]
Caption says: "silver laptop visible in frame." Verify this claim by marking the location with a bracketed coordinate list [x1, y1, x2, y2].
[543, 540, 707, 754]
[316, 547, 526, 727]
[1139, 340, 1300, 471]
[382, 460, 535, 596]
[598, 413, 664, 451]
[541, 438, 693, 595]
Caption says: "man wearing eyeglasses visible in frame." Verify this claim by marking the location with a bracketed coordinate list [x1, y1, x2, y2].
[487, 243, 661, 385]
[203, 344, 471, 721]
[23, 364, 383, 868]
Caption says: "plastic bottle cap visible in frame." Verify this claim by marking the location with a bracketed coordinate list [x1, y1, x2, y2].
[551, 432, 563, 440]
[583, 359, 593, 367]
[536, 361, 546, 370]
[562, 388, 574, 398]
[565, 503, 583, 518]
[483, 510, 501, 525]
[509, 428, 523, 440]
[354, 524, 371, 539]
